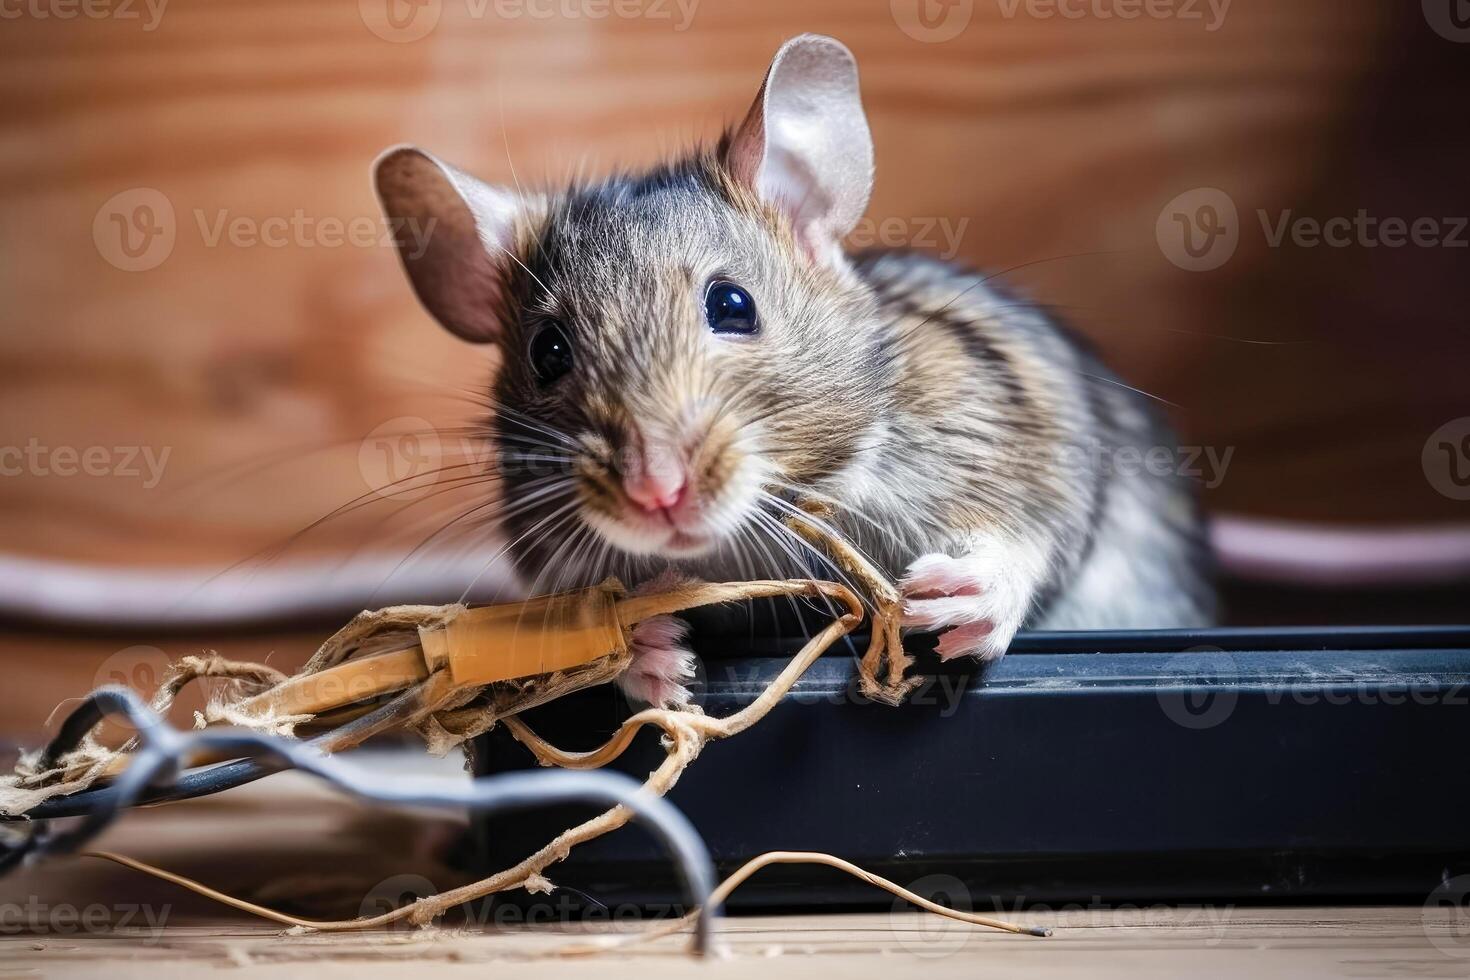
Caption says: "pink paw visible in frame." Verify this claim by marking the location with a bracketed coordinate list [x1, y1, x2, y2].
[899, 552, 1026, 662]
[618, 614, 697, 708]
[618, 570, 699, 708]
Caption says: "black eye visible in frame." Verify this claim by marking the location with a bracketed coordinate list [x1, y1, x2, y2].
[704, 280, 759, 335]
[528, 322, 574, 384]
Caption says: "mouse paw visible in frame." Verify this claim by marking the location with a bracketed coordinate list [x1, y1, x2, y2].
[899, 551, 1031, 662]
[618, 614, 696, 708]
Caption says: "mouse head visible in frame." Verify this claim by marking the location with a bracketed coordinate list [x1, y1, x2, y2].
[374, 35, 892, 580]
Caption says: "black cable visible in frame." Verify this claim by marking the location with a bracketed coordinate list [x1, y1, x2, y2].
[13, 671, 439, 819]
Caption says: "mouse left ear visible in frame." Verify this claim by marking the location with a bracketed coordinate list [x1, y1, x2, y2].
[373, 145, 533, 344]
[725, 34, 875, 266]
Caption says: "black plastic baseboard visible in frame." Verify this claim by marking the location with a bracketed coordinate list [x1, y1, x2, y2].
[469, 626, 1470, 913]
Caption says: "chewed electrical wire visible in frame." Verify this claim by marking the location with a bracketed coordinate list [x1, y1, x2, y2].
[0, 524, 1051, 954]
[0, 686, 719, 954]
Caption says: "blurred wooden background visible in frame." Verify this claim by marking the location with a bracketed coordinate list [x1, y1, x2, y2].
[0, 0, 1466, 573]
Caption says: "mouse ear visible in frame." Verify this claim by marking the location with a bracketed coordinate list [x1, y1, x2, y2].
[373, 146, 529, 344]
[726, 34, 874, 266]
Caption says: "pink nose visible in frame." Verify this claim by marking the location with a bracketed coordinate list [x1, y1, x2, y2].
[624, 467, 688, 513]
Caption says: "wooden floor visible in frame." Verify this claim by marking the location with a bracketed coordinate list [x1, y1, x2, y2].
[2, 756, 1467, 978]
[5, 907, 1468, 979]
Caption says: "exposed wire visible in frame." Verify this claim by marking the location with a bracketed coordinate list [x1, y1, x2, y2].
[0, 686, 717, 954]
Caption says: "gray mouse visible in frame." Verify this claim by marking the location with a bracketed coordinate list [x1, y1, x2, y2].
[373, 34, 1216, 707]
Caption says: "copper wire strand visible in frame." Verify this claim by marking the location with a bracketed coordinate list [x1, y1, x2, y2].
[82, 847, 1046, 949]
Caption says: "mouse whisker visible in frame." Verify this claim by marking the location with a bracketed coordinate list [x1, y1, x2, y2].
[457, 496, 584, 604]
[734, 513, 816, 646]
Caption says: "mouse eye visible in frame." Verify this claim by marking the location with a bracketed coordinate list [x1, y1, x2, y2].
[528, 321, 574, 385]
[704, 280, 759, 335]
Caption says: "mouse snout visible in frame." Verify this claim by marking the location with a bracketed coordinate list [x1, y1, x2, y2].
[620, 443, 690, 515]
[581, 412, 756, 559]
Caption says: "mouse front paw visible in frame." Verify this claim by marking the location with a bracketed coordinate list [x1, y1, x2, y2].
[618, 613, 696, 708]
[899, 551, 1031, 662]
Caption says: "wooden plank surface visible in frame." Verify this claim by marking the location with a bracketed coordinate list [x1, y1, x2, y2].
[1, 760, 1467, 978]
[5, 908, 1470, 979]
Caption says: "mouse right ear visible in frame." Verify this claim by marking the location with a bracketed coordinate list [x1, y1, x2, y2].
[726, 35, 875, 268]
[373, 146, 530, 344]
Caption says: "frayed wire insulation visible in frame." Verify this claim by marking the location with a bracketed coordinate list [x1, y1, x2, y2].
[0, 687, 717, 954]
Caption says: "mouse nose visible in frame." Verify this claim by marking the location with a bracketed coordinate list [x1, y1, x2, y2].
[624, 468, 688, 514]
[623, 450, 689, 514]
